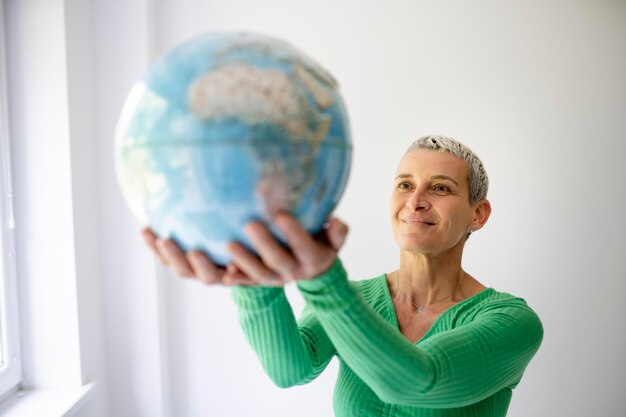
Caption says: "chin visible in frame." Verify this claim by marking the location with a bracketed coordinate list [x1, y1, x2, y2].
[396, 237, 439, 254]
[396, 235, 461, 255]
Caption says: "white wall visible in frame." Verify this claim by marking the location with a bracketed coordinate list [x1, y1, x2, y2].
[23, 0, 623, 416]
[93, 1, 170, 416]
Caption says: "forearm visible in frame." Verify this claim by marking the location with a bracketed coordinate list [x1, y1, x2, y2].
[231, 285, 333, 387]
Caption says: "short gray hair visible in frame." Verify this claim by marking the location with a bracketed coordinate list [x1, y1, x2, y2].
[406, 135, 489, 204]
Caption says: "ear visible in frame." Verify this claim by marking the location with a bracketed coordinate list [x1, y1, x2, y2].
[470, 199, 492, 233]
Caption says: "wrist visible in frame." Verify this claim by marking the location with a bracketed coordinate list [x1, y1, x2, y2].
[231, 285, 285, 310]
[297, 259, 357, 311]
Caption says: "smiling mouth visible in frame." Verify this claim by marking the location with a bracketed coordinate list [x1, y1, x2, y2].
[402, 218, 437, 226]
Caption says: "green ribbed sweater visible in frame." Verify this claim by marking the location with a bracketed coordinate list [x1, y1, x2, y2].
[231, 260, 543, 416]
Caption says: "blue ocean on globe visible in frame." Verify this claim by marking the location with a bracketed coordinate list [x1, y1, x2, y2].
[115, 33, 352, 265]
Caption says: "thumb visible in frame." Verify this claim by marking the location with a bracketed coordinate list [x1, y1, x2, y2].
[326, 218, 349, 251]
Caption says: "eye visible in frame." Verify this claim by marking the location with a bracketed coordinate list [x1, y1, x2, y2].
[397, 181, 413, 190]
[432, 184, 451, 194]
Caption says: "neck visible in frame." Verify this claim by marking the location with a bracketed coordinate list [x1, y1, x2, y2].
[394, 246, 465, 306]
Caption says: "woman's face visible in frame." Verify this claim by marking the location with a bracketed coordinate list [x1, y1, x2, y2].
[390, 149, 485, 255]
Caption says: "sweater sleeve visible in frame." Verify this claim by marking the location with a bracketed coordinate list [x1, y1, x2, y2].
[297, 259, 544, 408]
[231, 285, 336, 388]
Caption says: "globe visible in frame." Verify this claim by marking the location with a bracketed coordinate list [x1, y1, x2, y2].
[115, 32, 352, 266]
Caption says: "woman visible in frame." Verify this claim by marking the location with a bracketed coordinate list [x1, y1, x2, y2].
[144, 135, 543, 416]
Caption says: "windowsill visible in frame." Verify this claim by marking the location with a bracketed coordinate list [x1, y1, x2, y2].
[0, 382, 95, 417]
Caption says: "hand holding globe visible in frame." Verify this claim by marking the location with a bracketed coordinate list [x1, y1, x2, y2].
[142, 214, 348, 286]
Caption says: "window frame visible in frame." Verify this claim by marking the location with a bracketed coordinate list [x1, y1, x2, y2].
[0, 0, 22, 401]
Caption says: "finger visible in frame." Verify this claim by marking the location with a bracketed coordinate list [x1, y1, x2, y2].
[244, 222, 299, 280]
[223, 264, 265, 287]
[274, 214, 323, 263]
[227, 242, 285, 286]
[187, 250, 224, 285]
[141, 228, 168, 266]
[223, 278, 253, 286]
[326, 218, 349, 251]
[223, 275, 262, 286]
[156, 238, 195, 278]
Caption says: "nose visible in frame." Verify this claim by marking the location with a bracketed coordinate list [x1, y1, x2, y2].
[406, 189, 430, 211]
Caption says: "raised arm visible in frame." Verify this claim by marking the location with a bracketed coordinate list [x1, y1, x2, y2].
[297, 260, 543, 408]
[231, 285, 336, 388]
[141, 226, 337, 388]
